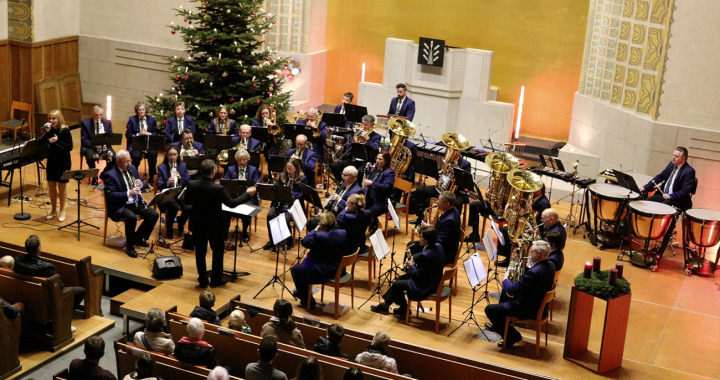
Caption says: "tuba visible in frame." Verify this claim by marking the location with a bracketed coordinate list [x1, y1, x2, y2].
[387, 117, 416, 177]
[485, 152, 519, 215]
[503, 169, 543, 282]
[436, 132, 470, 193]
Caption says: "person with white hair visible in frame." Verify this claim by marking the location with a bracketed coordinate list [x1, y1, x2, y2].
[207, 366, 230, 380]
[174, 317, 218, 368]
[285, 134, 319, 187]
[228, 309, 251, 333]
[484, 240, 556, 349]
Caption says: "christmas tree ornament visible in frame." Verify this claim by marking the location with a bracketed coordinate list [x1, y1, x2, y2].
[200, 79, 205, 84]
[222, 72, 228, 77]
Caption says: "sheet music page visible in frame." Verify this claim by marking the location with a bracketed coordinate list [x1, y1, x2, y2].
[222, 203, 255, 216]
[387, 199, 400, 230]
[483, 228, 497, 262]
[369, 229, 390, 261]
[463, 253, 487, 288]
[490, 219, 504, 246]
[289, 200, 307, 232]
[269, 213, 292, 245]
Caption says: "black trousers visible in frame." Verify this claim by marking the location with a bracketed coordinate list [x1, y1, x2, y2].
[130, 149, 158, 179]
[484, 292, 522, 340]
[118, 203, 159, 246]
[193, 233, 226, 285]
[83, 147, 116, 173]
[382, 276, 411, 310]
[159, 199, 189, 236]
[468, 200, 493, 233]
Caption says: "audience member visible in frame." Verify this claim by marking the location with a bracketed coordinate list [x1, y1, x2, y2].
[68, 335, 117, 380]
[190, 291, 221, 326]
[244, 336, 288, 380]
[342, 367, 364, 380]
[14, 235, 86, 310]
[354, 331, 398, 374]
[261, 299, 305, 348]
[1, 296, 23, 320]
[294, 356, 322, 380]
[174, 317, 219, 368]
[207, 366, 230, 380]
[229, 309, 252, 333]
[122, 353, 160, 380]
[133, 307, 174, 355]
[312, 324, 349, 359]
[0, 255, 13, 269]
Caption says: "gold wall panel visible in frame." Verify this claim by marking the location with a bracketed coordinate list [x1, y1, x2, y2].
[614, 65, 626, 83]
[632, 24, 646, 44]
[637, 73, 657, 115]
[643, 27, 664, 70]
[620, 21, 631, 40]
[629, 46, 643, 66]
[623, 89, 637, 108]
[623, 0, 635, 18]
[7, 0, 33, 42]
[635, 0, 649, 21]
[626, 68, 639, 87]
[612, 84, 622, 104]
[618, 42, 628, 61]
[650, 0, 670, 24]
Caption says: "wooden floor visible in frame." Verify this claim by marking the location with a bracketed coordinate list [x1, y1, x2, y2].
[1, 131, 719, 380]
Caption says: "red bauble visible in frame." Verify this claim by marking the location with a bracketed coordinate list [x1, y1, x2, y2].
[256, 100, 261, 104]
[213, 97, 217, 100]
[184, 76, 189, 80]
[268, 92, 273, 96]
[188, 21, 192, 24]
[210, 39, 213, 43]
[175, 75, 180, 80]
[266, 57, 271, 61]
[253, 84, 257, 88]
[230, 98, 236, 101]
[205, 1, 209, 5]
[164, 119, 168, 124]
[233, 30, 237, 34]
[171, 30, 176, 34]
[215, 62, 219, 66]
[283, 62, 288, 66]
[189, 53, 193, 57]
[183, 18, 187, 22]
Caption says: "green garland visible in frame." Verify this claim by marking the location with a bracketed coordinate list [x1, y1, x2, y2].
[574, 270, 631, 300]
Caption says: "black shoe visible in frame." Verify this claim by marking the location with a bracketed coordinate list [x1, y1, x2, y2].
[370, 303, 389, 314]
[242, 231, 250, 243]
[177, 224, 185, 236]
[409, 218, 420, 225]
[495, 257, 509, 267]
[210, 278, 228, 287]
[135, 239, 149, 248]
[484, 322, 499, 333]
[197, 282, 208, 289]
[91, 177, 99, 186]
[499, 333, 522, 348]
[393, 307, 408, 316]
[166, 230, 174, 240]
[125, 247, 138, 258]
[263, 241, 274, 250]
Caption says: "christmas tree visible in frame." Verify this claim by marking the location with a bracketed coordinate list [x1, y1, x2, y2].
[148, 0, 292, 128]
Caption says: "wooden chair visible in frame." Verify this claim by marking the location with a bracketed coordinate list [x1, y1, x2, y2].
[384, 178, 413, 235]
[502, 283, 557, 357]
[0, 101, 33, 141]
[356, 245, 376, 290]
[549, 270, 561, 321]
[406, 265, 458, 333]
[445, 228, 466, 295]
[309, 251, 358, 319]
[103, 193, 141, 246]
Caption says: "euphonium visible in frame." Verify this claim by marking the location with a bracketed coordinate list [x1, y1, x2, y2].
[436, 132, 470, 193]
[180, 142, 196, 162]
[485, 152, 519, 215]
[387, 117, 416, 177]
[503, 169, 543, 242]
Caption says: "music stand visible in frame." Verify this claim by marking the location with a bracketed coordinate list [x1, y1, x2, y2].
[413, 155, 440, 180]
[267, 155, 289, 177]
[540, 154, 565, 172]
[145, 187, 182, 256]
[351, 143, 378, 163]
[251, 126, 270, 144]
[203, 135, 234, 151]
[344, 104, 368, 124]
[91, 132, 122, 149]
[321, 112, 346, 127]
[131, 135, 165, 179]
[300, 183, 323, 210]
[222, 197, 264, 282]
[448, 252, 488, 337]
[13, 139, 46, 220]
[612, 169, 642, 194]
[254, 210, 295, 299]
[58, 168, 100, 240]
[453, 168, 476, 192]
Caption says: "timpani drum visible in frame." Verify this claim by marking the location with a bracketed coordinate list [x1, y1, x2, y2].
[588, 183, 641, 222]
[682, 208, 720, 275]
[619, 201, 677, 271]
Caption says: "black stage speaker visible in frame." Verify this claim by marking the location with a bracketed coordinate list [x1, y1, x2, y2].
[152, 256, 183, 280]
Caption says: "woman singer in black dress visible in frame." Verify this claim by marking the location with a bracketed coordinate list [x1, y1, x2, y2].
[41, 109, 73, 222]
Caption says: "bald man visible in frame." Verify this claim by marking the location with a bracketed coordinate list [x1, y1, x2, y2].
[538, 208, 566, 250]
[286, 134, 319, 187]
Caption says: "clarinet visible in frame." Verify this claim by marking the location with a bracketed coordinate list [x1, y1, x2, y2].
[129, 171, 147, 208]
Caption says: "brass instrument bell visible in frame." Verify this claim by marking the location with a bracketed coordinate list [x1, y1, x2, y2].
[441, 132, 470, 151]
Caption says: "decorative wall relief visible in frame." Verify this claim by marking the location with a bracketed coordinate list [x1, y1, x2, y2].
[8, 0, 33, 42]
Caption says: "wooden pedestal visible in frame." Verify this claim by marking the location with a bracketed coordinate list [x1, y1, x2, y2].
[563, 287, 632, 374]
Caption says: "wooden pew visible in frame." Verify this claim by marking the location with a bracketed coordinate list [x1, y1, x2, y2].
[166, 313, 404, 380]
[0, 270, 74, 351]
[114, 335, 242, 380]
[52, 368, 68, 380]
[232, 299, 547, 380]
[0, 299, 22, 380]
[0, 243, 104, 318]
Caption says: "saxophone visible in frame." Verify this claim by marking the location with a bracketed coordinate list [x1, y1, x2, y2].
[413, 205, 438, 236]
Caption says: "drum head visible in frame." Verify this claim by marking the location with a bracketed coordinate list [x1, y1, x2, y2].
[629, 200, 677, 216]
[588, 183, 640, 201]
[686, 208, 720, 222]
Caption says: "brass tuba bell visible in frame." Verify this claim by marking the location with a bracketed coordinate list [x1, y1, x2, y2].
[436, 132, 470, 192]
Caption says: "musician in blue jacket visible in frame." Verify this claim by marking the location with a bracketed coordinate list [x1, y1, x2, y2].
[102, 150, 159, 258]
[80, 105, 114, 185]
[545, 230, 564, 271]
[286, 134, 319, 187]
[295, 107, 327, 163]
[156, 146, 191, 239]
[237, 124, 262, 152]
[207, 105, 238, 139]
[388, 83, 416, 121]
[262, 159, 309, 252]
[290, 211, 348, 309]
[409, 191, 461, 265]
[363, 152, 396, 232]
[337, 193, 372, 255]
[165, 101, 196, 143]
[485, 240, 556, 349]
[330, 115, 381, 182]
[223, 149, 261, 242]
[306, 165, 362, 231]
[371, 226, 444, 316]
[333, 92, 354, 114]
[125, 101, 159, 182]
[410, 150, 471, 223]
[251, 104, 278, 156]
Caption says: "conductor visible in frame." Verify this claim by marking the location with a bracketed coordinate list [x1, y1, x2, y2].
[185, 159, 257, 288]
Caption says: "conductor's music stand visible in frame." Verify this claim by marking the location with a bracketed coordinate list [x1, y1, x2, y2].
[221, 188, 264, 282]
[58, 168, 100, 240]
[146, 187, 182, 256]
[13, 138, 46, 220]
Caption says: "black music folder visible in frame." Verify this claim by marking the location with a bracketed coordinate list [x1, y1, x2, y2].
[251, 126, 270, 143]
[344, 104, 368, 124]
[322, 112, 347, 127]
[91, 132, 122, 147]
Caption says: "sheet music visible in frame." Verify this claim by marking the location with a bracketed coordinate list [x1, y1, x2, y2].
[387, 199, 400, 231]
[269, 213, 291, 245]
[221, 203, 256, 216]
[483, 228, 497, 262]
[490, 219, 504, 246]
[369, 229, 390, 261]
[463, 253, 487, 288]
[289, 200, 307, 232]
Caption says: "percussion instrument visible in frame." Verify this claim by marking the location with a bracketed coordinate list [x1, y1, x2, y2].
[587, 183, 640, 249]
[619, 200, 677, 271]
[682, 208, 720, 275]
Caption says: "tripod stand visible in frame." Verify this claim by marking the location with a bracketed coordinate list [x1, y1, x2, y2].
[223, 205, 263, 281]
[146, 187, 182, 257]
[58, 169, 100, 240]
[359, 228, 399, 310]
[448, 252, 492, 337]
[254, 238, 296, 299]
[255, 212, 296, 299]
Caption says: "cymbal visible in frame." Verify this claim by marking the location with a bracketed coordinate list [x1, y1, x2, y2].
[441, 132, 470, 150]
